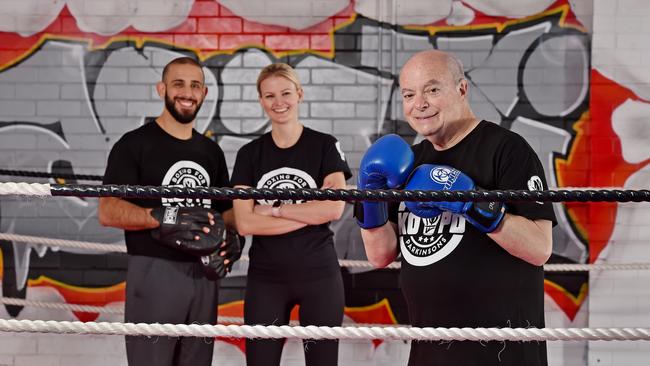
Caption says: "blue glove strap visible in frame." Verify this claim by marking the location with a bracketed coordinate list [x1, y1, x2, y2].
[354, 201, 388, 229]
[464, 201, 506, 233]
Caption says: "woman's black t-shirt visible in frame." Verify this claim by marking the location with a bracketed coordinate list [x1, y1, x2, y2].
[231, 127, 351, 281]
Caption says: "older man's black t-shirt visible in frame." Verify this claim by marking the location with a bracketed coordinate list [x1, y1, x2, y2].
[231, 127, 351, 281]
[103, 121, 232, 262]
[389, 120, 556, 366]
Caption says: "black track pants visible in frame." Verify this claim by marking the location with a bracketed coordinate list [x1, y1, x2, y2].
[125, 255, 219, 366]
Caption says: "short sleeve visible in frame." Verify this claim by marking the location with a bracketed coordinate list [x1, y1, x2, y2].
[497, 135, 557, 224]
[321, 136, 352, 181]
[103, 137, 138, 185]
[230, 144, 254, 187]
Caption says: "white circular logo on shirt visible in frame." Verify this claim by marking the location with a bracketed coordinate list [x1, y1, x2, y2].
[257, 167, 317, 205]
[527, 175, 544, 205]
[335, 141, 346, 161]
[527, 175, 543, 191]
[398, 202, 465, 266]
[161, 160, 211, 208]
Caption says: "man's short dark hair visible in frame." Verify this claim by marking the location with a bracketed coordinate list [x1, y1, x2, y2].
[161, 57, 204, 83]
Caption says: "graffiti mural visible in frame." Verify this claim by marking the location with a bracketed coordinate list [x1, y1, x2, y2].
[3, 0, 648, 364]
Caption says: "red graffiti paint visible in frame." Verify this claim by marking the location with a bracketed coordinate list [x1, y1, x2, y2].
[29, 277, 125, 322]
[585, 70, 648, 263]
[215, 299, 398, 352]
[0, 1, 356, 70]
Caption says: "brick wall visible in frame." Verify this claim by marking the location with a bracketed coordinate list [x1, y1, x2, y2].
[588, 0, 650, 365]
[1, 0, 648, 365]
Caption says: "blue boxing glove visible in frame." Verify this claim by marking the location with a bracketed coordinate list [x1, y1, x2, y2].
[405, 164, 506, 233]
[355, 134, 414, 229]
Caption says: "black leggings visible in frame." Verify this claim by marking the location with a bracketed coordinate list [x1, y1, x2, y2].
[244, 273, 344, 366]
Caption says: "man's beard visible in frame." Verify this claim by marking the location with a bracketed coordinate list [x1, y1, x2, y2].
[165, 93, 203, 124]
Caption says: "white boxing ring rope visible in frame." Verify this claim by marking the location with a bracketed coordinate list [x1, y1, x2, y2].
[0, 319, 649, 342]
[1, 181, 650, 342]
[2, 232, 649, 272]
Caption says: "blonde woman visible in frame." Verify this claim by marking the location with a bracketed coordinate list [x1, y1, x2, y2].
[231, 63, 351, 366]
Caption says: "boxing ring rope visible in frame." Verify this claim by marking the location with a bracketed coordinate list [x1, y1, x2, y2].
[2, 181, 650, 342]
[0, 319, 649, 342]
[3, 232, 650, 272]
[0, 297, 402, 328]
[1, 182, 649, 203]
[0, 169, 103, 182]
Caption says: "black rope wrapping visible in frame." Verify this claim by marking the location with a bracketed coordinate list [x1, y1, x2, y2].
[49, 184, 650, 202]
[0, 169, 103, 181]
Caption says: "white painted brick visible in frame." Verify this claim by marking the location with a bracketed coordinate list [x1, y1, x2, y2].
[220, 85, 242, 101]
[221, 69, 259, 84]
[617, 0, 650, 15]
[355, 104, 380, 118]
[15, 84, 60, 100]
[295, 69, 310, 84]
[14, 355, 59, 366]
[106, 85, 150, 100]
[95, 101, 127, 116]
[0, 334, 37, 355]
[592, 16, 616, 33]
[36, 101, 82, 116]
[127, 68, 157, 83]
[594, 0, 618, 16]
[58, 355, 127, 366]
[37, 67, 81, 82]
[612, 350, 650, 364]
[104, 51, 152, 67]
[0, 83, 15, 99]
[333, 86, 377, 101]
[1, 67, 39, 82]
[220, 102, 262, 118]
[302, 86, 333, 101]
[592, 34, 616, 50]
[37, 334, 123, 356]
[614, 16, 643, 33]
[588, 350, 612, 366]
[0, 355, 13, 366]
[126, 101, 162, 117]
[311, 69, 356, 84]
[0, 101, 36, 116]
[616, 34, 648, 49]
[311, 102, 354, 118]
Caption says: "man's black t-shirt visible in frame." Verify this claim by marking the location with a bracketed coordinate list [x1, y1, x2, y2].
[230, 127, 352, 282]
[389, 121, 557, 366]
[103, 121, 232, 262]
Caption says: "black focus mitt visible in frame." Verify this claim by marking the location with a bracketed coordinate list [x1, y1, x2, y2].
[150, 206, 225, 256]
[200, 229, 243, 280]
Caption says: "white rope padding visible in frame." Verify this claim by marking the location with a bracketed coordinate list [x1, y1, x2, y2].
[3, 232, 650, 272]
[544, 263, 650, 271]
[0, 182, 51, 196]
[0, 297, 400, 327]
[0, 319, 649, 341]
[0, 297, 124, 314]
[0, 233, 126, 253]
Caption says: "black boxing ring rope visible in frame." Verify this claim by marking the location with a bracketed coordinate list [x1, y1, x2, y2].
[2, 181, 650, 342]
[46, 184, 650, 203]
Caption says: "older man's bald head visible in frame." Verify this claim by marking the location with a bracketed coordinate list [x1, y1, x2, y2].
[401, 49, 465, 85]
